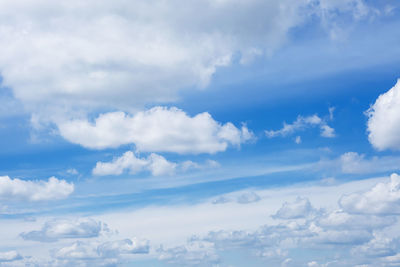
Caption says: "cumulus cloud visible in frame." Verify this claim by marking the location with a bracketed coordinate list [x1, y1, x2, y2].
[0, 251, 22, 262]
[273, 197, 319, 219]
[55, 238, 149, 261]
[339, 173, 400, 215]
[59, 107, 253, 153]
[0, 0, 371, 125]
[98, 238, 150, 257]
[92, 151, 219, 176]
[367, 79, 400, 151]
[0, 176, 74, 201]
[21, 218, 107, 242]
[265, 114, 335, 139]
[158, 240, 219, 266]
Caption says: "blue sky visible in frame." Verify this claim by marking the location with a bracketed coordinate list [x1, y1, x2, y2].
[1, 0, 400, 266]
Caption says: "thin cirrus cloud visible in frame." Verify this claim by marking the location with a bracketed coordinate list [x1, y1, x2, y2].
[367, 79, 400, 151]
[0, 176, 74, 202]
[265, 114, 335, 139]
[59, 106, 253, 154]
[0, 0, 371, 125]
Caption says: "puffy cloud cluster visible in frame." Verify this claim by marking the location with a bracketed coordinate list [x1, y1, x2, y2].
[158, 240, 219, 266]
[92, 151, 220, 176]
[21, 218, 107, 242]
[59, 107, 253, 153]
[0, 176, 74, 201]
[367, 79, 400, 151]
[339, 173, 400, 215]
[161, 174, 400, 266]
[0, 0, 371, 124]
[265, 114, 335, 139]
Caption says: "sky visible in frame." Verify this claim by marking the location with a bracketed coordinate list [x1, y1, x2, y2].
[1, 0, 400, 266]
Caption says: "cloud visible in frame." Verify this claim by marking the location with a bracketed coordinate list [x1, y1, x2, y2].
[367, 79, 400, 150]
[97, 238, 150, 257]
[0, 0, 371, 125]
[0, 176, 74, 201]
[21, 218, 106, 242]
[339, 173, 400, 215]
[211, 191, 261, 204]
[273, 197, 319, 220]
[54, 238, 149, 261]
[92, 151, 219, 176]
[0, 251, 22, 262]
[340, 152, 400, 174]
[59, 107, 253, 153]
[236, 192, 261, 204]
[265, 114, 335, 139]
[158, 240, 219, 266]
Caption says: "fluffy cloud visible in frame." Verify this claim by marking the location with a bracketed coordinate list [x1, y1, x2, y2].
[55, 238, 149, 260]
[0, 176, 74, 201]
[265, 114, 335, 139]
[21, 218, 106, 242]
[97, 238, 150, 257]
[273, 197, 318, 219]
[339, 173, 400, 215]
[59, 107, 253, 153]
[367, 79, 400, 150]
[158, 240, 219, 266]
[0, 251, 22, 262]
[0, 0, 370, 124]
[92, 151, 219, 176]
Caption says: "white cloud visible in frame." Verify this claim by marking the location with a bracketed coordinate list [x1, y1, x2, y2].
[0, 176, 74, 201]
[21, 218, 106, 242]
[339, 173, 400, 215]
[367, 79, 400, 150]
[236, 192, 261, 204]
[340, 152, 400, 174]
[54, 238, 149, 261]
[273, 197, 318, 220]
[98, 238, 150, 257]
[295, 136, 302, 144]
[59, 107, 253, 153]
[0, 0, 371, 125]
[92, 151, 219, 176]
[158, 240, 219, 266]
[0, 251, 22, 262]
[265, 114, 335, 139]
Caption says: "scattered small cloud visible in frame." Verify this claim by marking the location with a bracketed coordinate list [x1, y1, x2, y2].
[265, 113, 335, 139]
